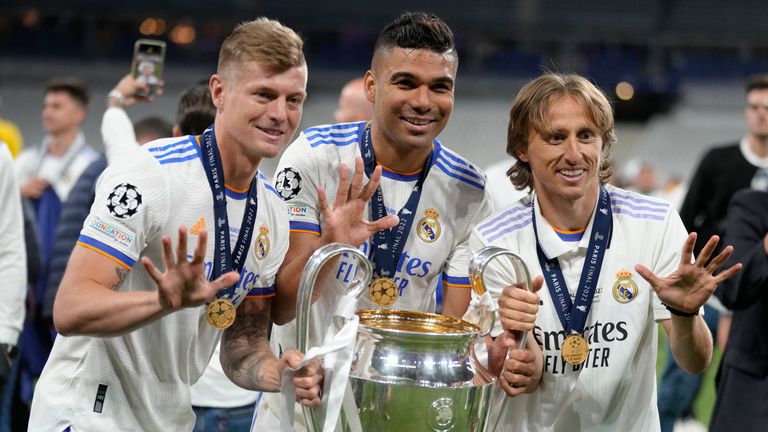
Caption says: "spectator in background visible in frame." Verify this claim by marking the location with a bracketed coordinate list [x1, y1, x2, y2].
[0, 96, 23, 159]
[132, 116, 173, 145]
[333, 78, 374, 123]
[11, 79, 99, 417]
[0, 142, 26, 403]
[658, 73, 768, 432]
[709, 188, 768, 431]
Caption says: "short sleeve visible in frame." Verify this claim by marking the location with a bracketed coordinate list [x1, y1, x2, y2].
[443, 187, 495, 288]
[77, 151, 169, 269]
[273, 133, 322, 236]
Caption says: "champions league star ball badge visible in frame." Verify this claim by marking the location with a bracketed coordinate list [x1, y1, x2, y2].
[106, 183, 142, 219]
[275, 167, 302, 200]
[417, 208, 441, 243]
[255, 225, 270, 260]
[612, 269, 638, 303]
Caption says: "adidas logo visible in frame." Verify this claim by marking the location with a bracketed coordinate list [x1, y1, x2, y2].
[189, 217, 206, 235]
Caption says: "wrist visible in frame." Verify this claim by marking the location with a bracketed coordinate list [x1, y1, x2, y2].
[107, 89, 125, 108]
[663, 303, 698, 317]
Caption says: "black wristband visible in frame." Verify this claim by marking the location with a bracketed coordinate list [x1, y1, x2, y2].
[663, 303, 698, 317]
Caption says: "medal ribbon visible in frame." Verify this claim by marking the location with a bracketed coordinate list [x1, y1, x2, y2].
[199, 126, 259, 301]
[532, 187, 612, 336]
[358, 122, 438, 278]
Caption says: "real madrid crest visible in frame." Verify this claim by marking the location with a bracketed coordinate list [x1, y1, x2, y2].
[612, 269, 638, 303]
[417, 208, 441, 243]
[255, 225, 270, 260]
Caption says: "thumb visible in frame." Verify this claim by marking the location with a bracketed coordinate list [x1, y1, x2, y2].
[370, 214, 399, 232]
[282, 349, 305, 370]
[210, 271, 240, 293]
[530, 275, 544, 294]
[634, 264, 660, 293]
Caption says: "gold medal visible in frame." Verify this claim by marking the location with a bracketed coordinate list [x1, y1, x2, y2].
[205, 297, 237, 329]
[561, 334, 589, 365]
[369, 277, 399, 307]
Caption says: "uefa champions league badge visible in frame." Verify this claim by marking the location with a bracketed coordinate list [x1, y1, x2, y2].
[106, 183, 142, 219]
[255, 225, 270, 260]
[417, 208, 442, 243]
[274, 167, 302, 200]
[612, 269, 638, 303]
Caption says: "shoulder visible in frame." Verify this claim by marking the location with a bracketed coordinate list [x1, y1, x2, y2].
[142, 135, 201, 166]
[432, 144, 486, 191]
[289, 122, 364, 154]
[258, 171, 284, 204]
[701, 143, 742, 161]
[473, 195, 533, 244]
[607, 185, 674, 224]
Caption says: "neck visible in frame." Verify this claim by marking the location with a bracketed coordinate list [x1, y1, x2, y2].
[748, 133, 768, 158]
[214, 122, 260, 191]
[370, 123, 432, 173]
[48, 129, 78, 157]
[537, 184, 600, 232]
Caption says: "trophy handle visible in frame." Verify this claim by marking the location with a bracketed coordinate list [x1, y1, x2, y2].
[469, 246, 533, 432]
[296, 243, 373, 432]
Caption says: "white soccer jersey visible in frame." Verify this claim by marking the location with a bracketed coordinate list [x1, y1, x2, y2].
[469, 184, 684, 432]
[29, 135, 288, 432]
[255, 122, 493, 430]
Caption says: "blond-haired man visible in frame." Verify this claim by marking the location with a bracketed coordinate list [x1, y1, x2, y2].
[29, 18, 321, 431]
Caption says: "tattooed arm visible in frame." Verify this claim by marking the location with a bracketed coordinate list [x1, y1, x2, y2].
[220, 298, 281, 391]
[221, 297, 324, 405]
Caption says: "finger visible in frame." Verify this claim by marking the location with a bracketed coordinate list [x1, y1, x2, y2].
[694, 235, 720, 267]
[348, 157, 364, 200]
[208, 271, 240, 296]
[161, 235, 174, 270]
[498, 371, 526, 397]
[334, 163, 350, 209]
[679, 233, 697, 267]
[634, 264, 661, 294]
[705, 245, 733, 273]
[191, 230, 208, 266]
[317, 186, 329, 215]
[360, 165, 383, 202]
[530, 275, 544, 294]
[368, 214, 399, 233]
[141, 256, 164, 283]
[176, 226, 189, 264]
[713, 263, 742, 285]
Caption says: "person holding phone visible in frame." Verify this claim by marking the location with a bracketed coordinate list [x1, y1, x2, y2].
[28, 18, 323, 431]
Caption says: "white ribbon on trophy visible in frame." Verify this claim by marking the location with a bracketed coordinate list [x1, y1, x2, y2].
[280, 295, 359, 432]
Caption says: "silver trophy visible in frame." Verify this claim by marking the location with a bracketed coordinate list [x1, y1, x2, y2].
[468, 246, 534, 432]
[295, 243, 501, 432]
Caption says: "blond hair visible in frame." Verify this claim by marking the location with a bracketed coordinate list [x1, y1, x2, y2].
[506, 73, 616, 191]
[217, 18, 304, 78]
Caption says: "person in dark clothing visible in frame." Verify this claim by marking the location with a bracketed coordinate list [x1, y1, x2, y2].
[709, 189, 768, 432]
[657, 74, 768, 432]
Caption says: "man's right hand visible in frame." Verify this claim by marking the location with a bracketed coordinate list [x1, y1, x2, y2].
[142, 227, 240, 311]
[108, 73, 164, 108]
[317, 156, 399, 246]
[20, 177, 49, 199]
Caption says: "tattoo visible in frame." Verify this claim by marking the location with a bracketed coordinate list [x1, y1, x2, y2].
[221, 299, 277, 391]
[111, 267, 130, 290]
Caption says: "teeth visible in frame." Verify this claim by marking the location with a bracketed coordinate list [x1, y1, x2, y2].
[560, 169, 584, 177]
[404, 118, 430, 126]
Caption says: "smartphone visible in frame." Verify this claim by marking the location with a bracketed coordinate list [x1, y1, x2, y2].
[131, 39, 166, 97]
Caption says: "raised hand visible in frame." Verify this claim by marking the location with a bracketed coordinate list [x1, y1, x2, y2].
[635, 233, 742, 314]
[317, 156, 399, 247]
[141, 226, 240, 311]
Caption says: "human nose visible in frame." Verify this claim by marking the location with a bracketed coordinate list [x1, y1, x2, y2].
[563, 136, 580, 163]
[410, 86, 432, 113]
[267, 98, 288, 123]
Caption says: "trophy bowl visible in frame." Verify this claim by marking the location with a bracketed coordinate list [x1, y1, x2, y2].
[343, 309, 492, 432]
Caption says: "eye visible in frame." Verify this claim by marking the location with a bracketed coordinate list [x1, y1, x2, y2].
[547, 133, 566, 144]
[578, 130, 597, 141]
[394, 79, 415, 89]
[430, 83, 452, 93]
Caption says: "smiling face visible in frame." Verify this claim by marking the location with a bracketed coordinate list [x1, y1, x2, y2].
[211, 60, 307, 161]
[365, 46, 457, 154]
[518, 95, 603, 207]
